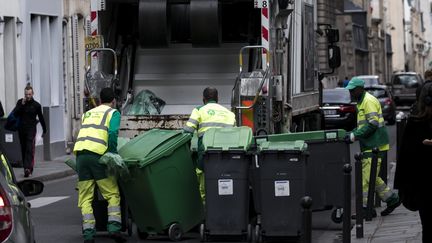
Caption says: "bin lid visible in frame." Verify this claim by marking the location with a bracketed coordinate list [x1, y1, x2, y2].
[119, 129, 192, 167]
[258, 140, 307, 152]
[203, 126, 253, 151]
[265, 130, 346, 143]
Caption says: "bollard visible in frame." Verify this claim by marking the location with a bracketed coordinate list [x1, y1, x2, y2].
[354, 153, 364, 238]
[396, 112, 407, 163]
[343, 164, 352, 243]
[301, 196, 313, 243]
[365, 147, 379, 221]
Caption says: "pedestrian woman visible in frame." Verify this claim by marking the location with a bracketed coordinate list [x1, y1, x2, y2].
[394, 82, 432, 243]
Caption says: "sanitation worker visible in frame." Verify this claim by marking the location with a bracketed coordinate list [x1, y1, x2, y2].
[73, 87, 125, 243]
[345, 77, 400, 217]
[183, 87, 236, 201]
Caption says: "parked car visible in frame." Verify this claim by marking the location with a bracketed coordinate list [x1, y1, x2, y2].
[321, 88, 357, 131]
[365, 85, 397, 125]
[0, 150, 44, 243]
[388, 72, 423, 106]
[352, 75, 380, 87]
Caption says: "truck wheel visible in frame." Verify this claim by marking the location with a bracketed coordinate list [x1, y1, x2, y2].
[168, 223, 183, 241]
[331, 208, 343, 224]
[199, 223, 207, 242]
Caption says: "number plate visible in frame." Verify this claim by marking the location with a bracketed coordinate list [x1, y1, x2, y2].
[323, 109, 337, 115]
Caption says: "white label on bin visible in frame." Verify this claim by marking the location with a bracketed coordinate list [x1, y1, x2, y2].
[5, 134, 13, 143]
[274, 180, 290, 197]
[218, 179, 233, 195]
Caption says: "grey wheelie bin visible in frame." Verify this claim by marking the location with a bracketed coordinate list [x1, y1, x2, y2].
[0, 118, 22, 167]
[118, 129, 204, 241]
[200, 127, 253, 242]
[254, 140, 308, 242]
[261, 129, 350, 223]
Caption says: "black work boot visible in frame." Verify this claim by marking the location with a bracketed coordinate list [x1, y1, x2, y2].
[381, 194, 401, 216]
[110, 232, 126, 243]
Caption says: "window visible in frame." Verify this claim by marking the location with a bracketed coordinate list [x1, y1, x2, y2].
[30, 14, 61, 106]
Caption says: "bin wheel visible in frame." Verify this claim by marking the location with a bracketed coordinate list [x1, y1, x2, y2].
[331, 208, 343, 224]
[137, 228, 149, 240]
[168, 223, 183, 241]
[246, 224, 253, 242]
[253, 225, 262, 243]
[199, 223, 207, 242]
[127, 217, 133, 236]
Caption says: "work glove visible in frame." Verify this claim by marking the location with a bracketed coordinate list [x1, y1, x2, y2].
[344, 133, 355, 144]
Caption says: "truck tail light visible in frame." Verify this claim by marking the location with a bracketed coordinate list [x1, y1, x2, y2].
[339, 105, 355, 113]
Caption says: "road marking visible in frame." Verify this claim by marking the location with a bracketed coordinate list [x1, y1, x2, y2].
[28, 196, 70, 208]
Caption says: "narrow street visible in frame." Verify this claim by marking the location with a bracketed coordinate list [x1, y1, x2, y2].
[28, 124, 397, 243]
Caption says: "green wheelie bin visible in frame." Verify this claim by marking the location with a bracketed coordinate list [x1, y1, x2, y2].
[118, 129, 204, 241]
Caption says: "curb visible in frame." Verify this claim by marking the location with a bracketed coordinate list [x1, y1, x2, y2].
[18, 169, 76, 182]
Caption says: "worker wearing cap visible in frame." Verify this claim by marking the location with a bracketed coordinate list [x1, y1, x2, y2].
[183, 87, 236, 202]
[345, 77, 400, 217]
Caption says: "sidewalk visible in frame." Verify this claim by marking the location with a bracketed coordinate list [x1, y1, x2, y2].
[13, 154, 76, 182]
[350, 162, 423, 243]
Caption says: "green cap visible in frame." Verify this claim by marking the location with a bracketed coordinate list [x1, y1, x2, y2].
[345, 77, 365, 90]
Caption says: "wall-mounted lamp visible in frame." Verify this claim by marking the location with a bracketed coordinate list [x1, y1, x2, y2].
[0, 17, 5, 35]
[16, 18, 23, 37]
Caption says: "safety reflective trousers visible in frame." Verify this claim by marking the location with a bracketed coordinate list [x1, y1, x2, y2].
[76, 151, 121, 240]
[361, 152, 392, 205]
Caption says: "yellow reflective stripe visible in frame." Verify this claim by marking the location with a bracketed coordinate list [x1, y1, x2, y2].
[83, 223, 95, 230]
[83, 214, 95, 221]
[108, 215, 122, 223]
[358, 120, 367, 125]
[369, 120, 379, 126]
[365, 112, 379, 119]
[81, 124, 108, 131]
[100, 108, 114, 126]
[108, 206, 121, 213]
[183, 126, 195, 133]
[76, 136, 107, 146]
[199, 122, 234, 129]
[187, 118, 199, 126]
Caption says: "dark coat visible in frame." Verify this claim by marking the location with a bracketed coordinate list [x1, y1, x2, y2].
[394, 116, 432, 208]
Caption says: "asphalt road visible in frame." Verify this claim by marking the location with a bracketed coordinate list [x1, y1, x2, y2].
[29, 124, 398, 243]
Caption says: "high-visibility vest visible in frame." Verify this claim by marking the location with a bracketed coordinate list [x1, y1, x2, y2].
[356, 92, 389, 152]
[73, 105, 115, 155]
[184, 102, 236, 137]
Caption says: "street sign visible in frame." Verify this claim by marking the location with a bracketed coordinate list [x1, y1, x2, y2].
[85, 35, 103, 51]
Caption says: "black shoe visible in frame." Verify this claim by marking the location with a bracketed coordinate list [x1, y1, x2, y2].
[110, 232, 126, 243]
[24, 169, 31, 178]
[381, 199, 401, 216]
[84, 240, 95, 243]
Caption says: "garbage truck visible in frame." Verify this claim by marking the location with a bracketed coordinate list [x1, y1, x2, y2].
[87, 0, 340, 137]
